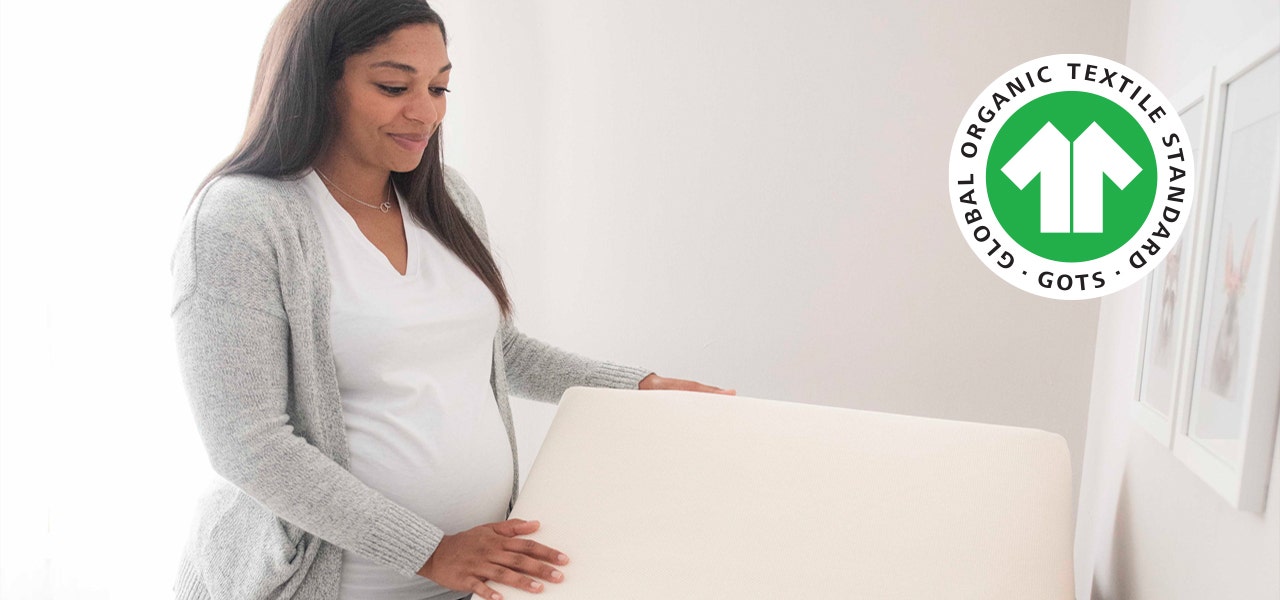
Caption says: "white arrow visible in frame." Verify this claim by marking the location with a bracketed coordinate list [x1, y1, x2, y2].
[1002, 122, 1071, 233]
[1071, 122, 1141, 233]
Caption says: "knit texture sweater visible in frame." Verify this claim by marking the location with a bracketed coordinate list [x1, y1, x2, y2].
[169, 165, 652, 600]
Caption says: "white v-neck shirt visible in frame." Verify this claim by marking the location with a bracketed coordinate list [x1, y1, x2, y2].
[301, 169, 512, 600]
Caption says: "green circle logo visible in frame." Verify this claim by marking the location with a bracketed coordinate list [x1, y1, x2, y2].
[948, 54, 1195, 300]
[987, 91, 1158, 263]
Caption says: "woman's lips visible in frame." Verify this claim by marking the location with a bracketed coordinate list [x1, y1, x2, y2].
[389, 133, 428, 152]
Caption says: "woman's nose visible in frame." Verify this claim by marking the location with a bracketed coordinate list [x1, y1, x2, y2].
[405, 91, 440, 126]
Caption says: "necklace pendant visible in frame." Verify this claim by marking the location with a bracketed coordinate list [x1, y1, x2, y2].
[379, 201, 392, 213]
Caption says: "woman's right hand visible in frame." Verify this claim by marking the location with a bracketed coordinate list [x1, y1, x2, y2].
[417, 518, 569, 600]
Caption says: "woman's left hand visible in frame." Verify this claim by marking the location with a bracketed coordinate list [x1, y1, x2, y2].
[638, 373, 736, 395]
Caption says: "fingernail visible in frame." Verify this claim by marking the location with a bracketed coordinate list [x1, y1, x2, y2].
[551, 570, 563, 580]
[531, 581, 542, 590]
[557, 553, 568, 563]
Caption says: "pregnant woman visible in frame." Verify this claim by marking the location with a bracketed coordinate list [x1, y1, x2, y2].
[169, 1, 734, 599]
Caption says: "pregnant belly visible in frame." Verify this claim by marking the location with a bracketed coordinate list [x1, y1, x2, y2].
[343, 393, 514, 534]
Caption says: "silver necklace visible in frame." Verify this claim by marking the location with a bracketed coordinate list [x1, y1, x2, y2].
[314, 168, 394, 213]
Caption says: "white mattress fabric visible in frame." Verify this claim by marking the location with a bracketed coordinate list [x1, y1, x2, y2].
[477, 387, 1074, 599]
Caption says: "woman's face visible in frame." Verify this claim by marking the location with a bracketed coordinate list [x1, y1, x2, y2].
[329, 23, 451, 173]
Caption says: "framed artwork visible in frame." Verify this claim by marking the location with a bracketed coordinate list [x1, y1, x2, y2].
[1171, 27, 1280, 513]
[1134, 69, 1214, 448]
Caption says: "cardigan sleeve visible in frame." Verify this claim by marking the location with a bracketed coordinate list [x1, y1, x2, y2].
[171, 177, 445, 579]
[500, 318, 653, 404]
[441, 165, 654, 404]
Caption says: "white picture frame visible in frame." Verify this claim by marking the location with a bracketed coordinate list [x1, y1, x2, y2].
[1133, 69, 1215, 448]
[1171, 26, 1280, 513]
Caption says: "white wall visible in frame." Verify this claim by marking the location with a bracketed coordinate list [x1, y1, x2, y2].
[426, 0, 1127, 520]
[0, 1, 296, 597]
[1076, 1, 1280, 599]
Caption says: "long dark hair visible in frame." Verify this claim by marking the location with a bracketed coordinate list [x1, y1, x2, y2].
[191, 0, 512, 319]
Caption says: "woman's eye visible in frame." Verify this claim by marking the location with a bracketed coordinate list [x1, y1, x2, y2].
[430, 87, 451, 97]
[377, 84, 408, 95]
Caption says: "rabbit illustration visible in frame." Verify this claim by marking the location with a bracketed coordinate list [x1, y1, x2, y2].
[1153, 243, 1182, 366]
[1209, 221, 1257, 397]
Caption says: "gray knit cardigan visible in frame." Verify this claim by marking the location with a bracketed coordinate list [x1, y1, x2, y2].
[169, 165, 652, 600]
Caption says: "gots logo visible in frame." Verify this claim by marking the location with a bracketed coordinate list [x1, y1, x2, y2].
[949, 54, 1194, 300]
